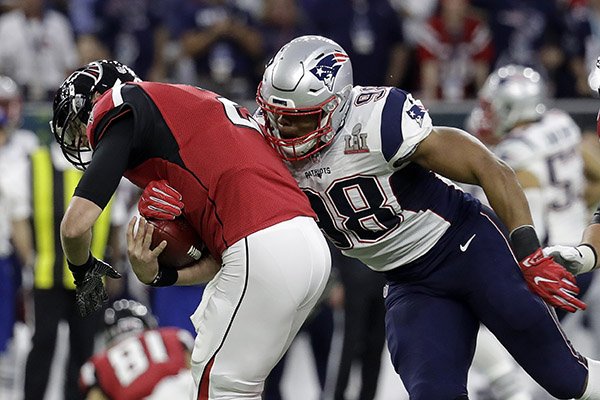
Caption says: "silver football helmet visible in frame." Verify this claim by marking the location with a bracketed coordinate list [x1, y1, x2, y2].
[479, 64, 546, 136]
[256, 35, 353, 161]
[0, 75, 22, 132]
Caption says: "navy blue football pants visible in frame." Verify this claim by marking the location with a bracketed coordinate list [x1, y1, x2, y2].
[384, 209, 588, 400]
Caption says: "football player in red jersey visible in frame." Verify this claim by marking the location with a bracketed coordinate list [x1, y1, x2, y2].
[80, 299, 194, 400]
[50, 60, 331, 399]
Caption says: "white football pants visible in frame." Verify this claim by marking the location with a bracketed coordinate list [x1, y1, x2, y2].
[189, 216, 331, 400]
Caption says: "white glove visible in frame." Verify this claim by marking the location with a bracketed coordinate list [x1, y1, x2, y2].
[543, 244, 597, 276]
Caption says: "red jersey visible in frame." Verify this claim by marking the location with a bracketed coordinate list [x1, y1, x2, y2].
[87, 82, 315, 257]
[79, 328, 193, 400]
[417, 16, 493, 63]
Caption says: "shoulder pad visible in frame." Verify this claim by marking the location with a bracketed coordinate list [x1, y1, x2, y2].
[87, 82, 133, 148]
[380, 88, 433, 165]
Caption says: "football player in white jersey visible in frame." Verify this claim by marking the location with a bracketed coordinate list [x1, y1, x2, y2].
[542, 57, 600, 277]
[471, 65, 587, 248]
[466, 65, 590, 400]
[253, 35, 600, 399]
[144, 36, 600, 398]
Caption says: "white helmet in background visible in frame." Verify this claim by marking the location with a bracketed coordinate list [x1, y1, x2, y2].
[0, 75, 22, 132]
[479, 64, 546, 137]
[256, 35, 353, 161]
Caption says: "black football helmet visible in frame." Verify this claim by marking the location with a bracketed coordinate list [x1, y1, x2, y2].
[50, 60, 140, 170]
[104, 299, 157, 343]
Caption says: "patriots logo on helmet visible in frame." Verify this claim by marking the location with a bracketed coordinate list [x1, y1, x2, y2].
[310, 52, 349, 91]
[406, 104, 427, 127]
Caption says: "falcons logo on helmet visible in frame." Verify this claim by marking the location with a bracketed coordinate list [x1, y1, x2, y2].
[310, 52, 349, 91]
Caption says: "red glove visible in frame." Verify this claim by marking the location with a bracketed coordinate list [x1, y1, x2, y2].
[138, 180, 184, 220]
[519, 248, 587, 313]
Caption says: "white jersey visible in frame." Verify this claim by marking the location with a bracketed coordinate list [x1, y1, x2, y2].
[493, 109, 586, 245]
[0, 131, 36, 256]
[287, 86, 481, 272]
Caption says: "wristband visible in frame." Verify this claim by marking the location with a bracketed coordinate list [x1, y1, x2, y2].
[149, 267, 178, 287]
[578, 244, 598, 273]
[67, 253, 95, 284]
[509, 225, 540, 262]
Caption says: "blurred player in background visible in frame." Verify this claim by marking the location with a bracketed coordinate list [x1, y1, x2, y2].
[465, 64, 591, 399]
[0, 75, 35, 398]
[468, 65, 588, 251]
[79, 299, 194, 400]
[50, 59, 330, 399]
[543, 57, 600, 276]
[252, 35, 600, 399]
[23, 141, 117, 400]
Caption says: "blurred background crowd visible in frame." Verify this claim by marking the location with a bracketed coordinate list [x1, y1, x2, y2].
[2, 0, 600, 104]
[3, 0, 600, 400]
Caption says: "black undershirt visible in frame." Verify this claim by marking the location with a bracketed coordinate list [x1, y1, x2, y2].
[74, 114, 134, 209]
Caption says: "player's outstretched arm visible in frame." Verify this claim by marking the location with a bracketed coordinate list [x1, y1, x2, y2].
[408, 126, 532, 232]
[62, 196, 103, 265]
[409, 126, 586, 312]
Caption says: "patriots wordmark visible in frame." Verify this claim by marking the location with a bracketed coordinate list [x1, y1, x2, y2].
[304, 167, 331, 179]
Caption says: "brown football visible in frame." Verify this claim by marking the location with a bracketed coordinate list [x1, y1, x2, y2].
[148, 217, 204, 269]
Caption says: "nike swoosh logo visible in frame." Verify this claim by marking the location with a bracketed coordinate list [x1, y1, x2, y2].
[534, 276, 557, 285]
[460, 234, 476, 252]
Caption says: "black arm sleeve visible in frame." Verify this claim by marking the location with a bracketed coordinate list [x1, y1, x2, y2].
[74, 114, 134, 209]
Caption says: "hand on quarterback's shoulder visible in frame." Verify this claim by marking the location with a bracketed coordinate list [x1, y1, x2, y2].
[138, 180, 184, 220]
[543, 244, 597, 276]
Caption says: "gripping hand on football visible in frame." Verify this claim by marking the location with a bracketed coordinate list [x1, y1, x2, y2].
[68, 256, 121, 317]
[543, 244, 597, 276]
[127, 216, 168, 284]
[519, 248, 586, 313]
[138, 180, 184, 220]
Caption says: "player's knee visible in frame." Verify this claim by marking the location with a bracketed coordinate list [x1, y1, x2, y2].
[577, 358, 600, 400]
[210, 372, 262, 398]
[542, 379, 586, 399]
[531, 358, 589, 399]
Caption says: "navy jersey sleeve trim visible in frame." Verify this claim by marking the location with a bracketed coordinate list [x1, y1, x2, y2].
[381, 88, 407, 162]
[75, 115, 134, 209]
